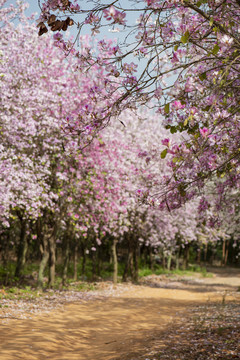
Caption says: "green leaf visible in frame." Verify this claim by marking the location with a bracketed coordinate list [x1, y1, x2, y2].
[170, 126, 177, 134]
[161, 149, 168, 159]
[202, 105, 211, 112]
[212, 44, 220, 55]
[172, 157, 179, 163]
[164, 103, 170, 114]
[181, 30, 190, 44]
[178, 184, 186, 197]
[196, 0, 207, 6]
[183, 118, 188, 127]
[174, 44, 179, 51]
[199, 72, 207, 81]
[209, 17, 214, 27]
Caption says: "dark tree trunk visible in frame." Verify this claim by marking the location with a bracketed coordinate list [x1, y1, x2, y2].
[175, 250, 180, 270]
[62, 235, 70, 286]
[112, 238, 118, 284]
[167, 248, 172, 271]
[222, 238, 229, 266]
[122, 251, 129, 282]
[204, 243, 208, 264]
[149, 247, 154, 271]
[133, 243, 139, 283]
[183, 244, 190, 270]
[122, 234, 135, 282]
[129, 248, 134, 279]
[73, 243, 78, 281]
[15, 218, 28, 278]
[162, 249, 166, 269]
[92, 250, 97, 281]
[224, 240, 229, 266]
[81, 243, 86, 276]
[37, 233, 49, 289]
[122, 247, 133, 282]
[97, 247, 102, 277]
[197, 246, 201, 265]
[48, 234, 56, 288]
[1, 231, 10, 266]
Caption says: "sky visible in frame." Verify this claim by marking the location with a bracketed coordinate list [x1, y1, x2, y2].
[23, 1, 136, 42]
[3, 1, 133, 59]
[4, 1, 170, 89]
[21, 0, 147, 75]
[25, 1, 40, 17]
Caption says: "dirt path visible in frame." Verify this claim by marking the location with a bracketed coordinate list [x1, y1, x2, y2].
[0, 268, 239, 360]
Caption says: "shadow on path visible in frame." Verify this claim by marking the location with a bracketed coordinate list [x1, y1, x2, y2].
[0, 267, 239, 360]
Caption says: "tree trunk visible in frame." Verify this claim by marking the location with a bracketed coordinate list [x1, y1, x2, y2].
[162, 249, 166, 269]
[97, 248, 102, 277]
[183, 244, 190, 270]
[204, 243, 208, 264]
[133, 243, 139, 283]
[149, 247, 154, 271]
[122, 251, 129, 282]
[37, 234, 49, 289]
[224, 240, 229, 266]
[62, 236, 70, 286]
[122, 247, 133, 282]
[81, 245, 86, 276]
[167, 249, 172, 271]
[112, 238, 118, 284]
[92, 251, 97, 281]
[2, 231, 10, 267]
[48, 234, 56, 288]
[197, 246, 201, 265]
[109, 251, 113, 264]
[73, 243, 78, 281]
[15, 219, 28, 278]
[129, 249, 134, 279]
[175, 250, 179, 270]
[222, 238, 226, 266]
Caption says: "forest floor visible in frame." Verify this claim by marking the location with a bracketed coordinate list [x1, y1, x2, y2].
[0, 267, 239, 360]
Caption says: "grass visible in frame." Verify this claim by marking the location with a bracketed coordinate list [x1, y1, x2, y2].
[0, 286, 43, 301]
[138, 264, 213, 278]
[0, 259, 212, 292]
[0, 280, 97, 301]
[48, 276, 97, 291]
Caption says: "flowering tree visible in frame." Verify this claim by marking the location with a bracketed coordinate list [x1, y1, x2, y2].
[0, 1, 141, 285]
[1, 0, 240, 289]
[0, 0, 124, 284]
[100, 110, 207, 278]
[38, 0, 240, 207]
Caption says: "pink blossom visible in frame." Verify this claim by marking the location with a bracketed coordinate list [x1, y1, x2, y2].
[171, 52, 179, 64]
[172, 101, 185, 110]
[154, 86, 163, 99]
[185, 77, 195, 92]
[122, 62, 138, 75]
[161, 138, 170, 147]
[199, 127, 210, 137]
[103, 6, 126, 25]
[53, 32, 63, 41]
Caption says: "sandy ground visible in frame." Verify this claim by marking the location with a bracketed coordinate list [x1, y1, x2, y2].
[0, 267, 239, 360]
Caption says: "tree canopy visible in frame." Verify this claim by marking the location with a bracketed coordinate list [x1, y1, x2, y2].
[37, 0, 240, 208]
[0, 0, 239, 287]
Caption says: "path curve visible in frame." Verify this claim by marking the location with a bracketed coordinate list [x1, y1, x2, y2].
[0, 267, 239, 360]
